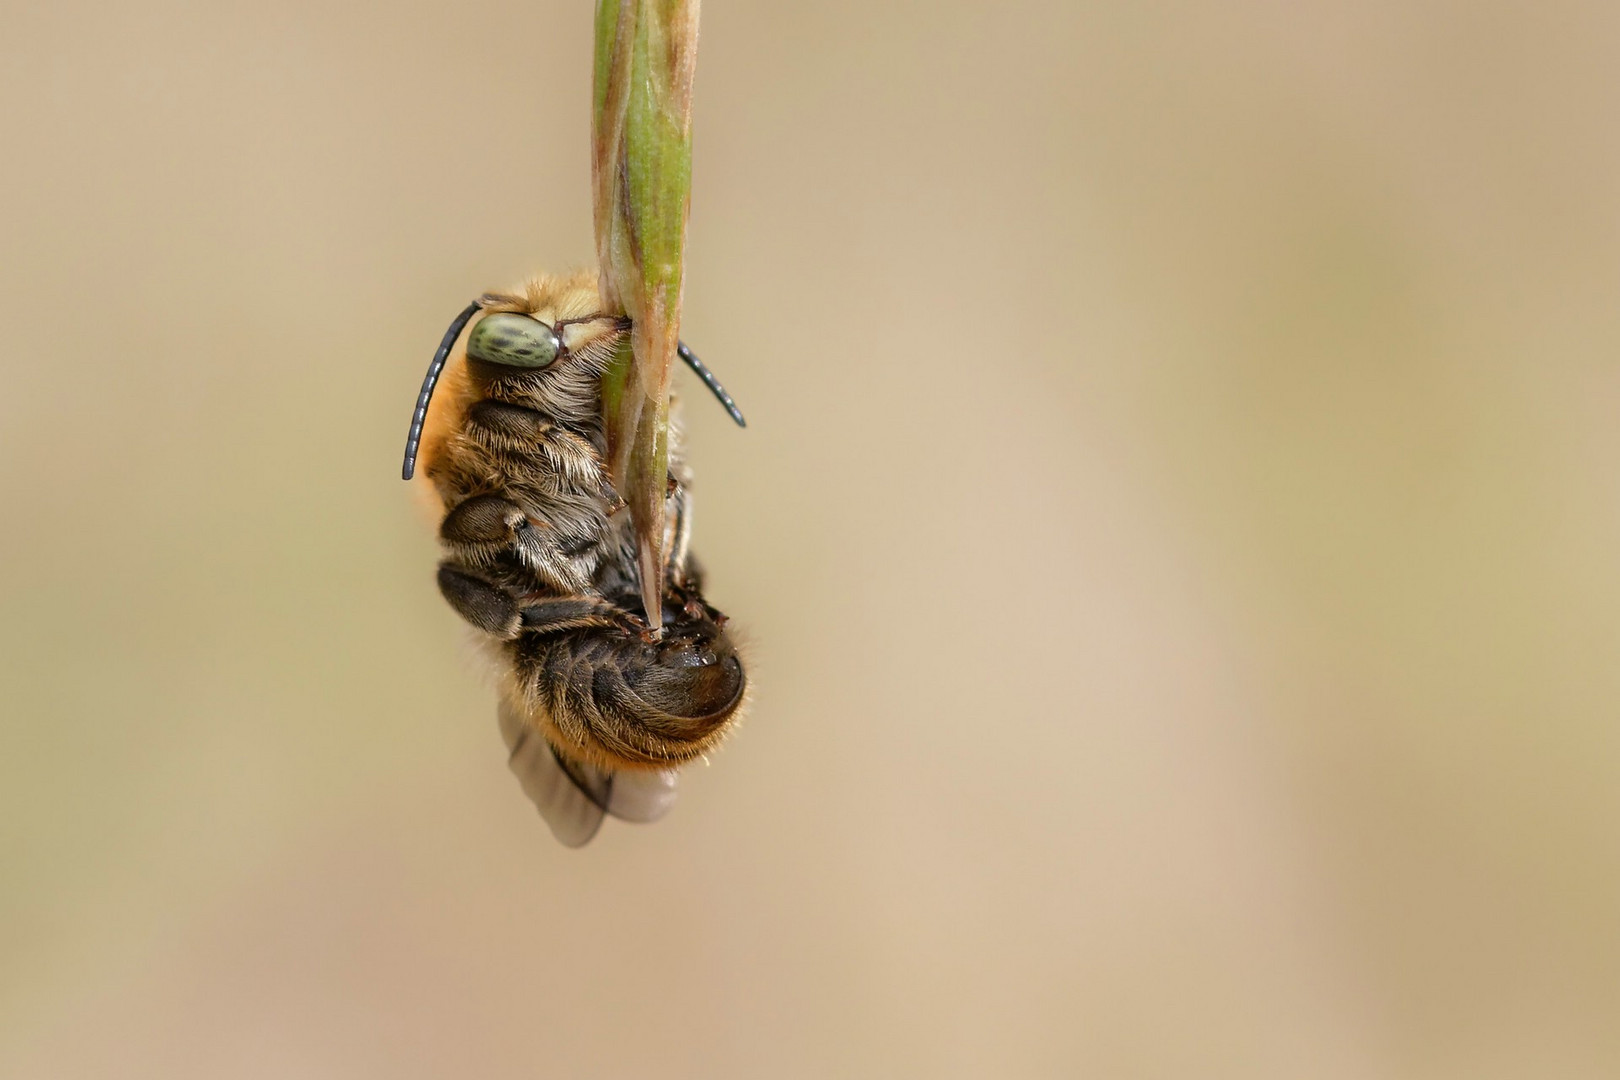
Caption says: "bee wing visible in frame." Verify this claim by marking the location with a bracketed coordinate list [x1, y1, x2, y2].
[498, 701, 606, 846]
[600, 767, 680, 824]
[496, 702, 678, 847]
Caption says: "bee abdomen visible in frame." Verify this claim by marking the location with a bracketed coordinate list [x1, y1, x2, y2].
[512, 610, 745, 769]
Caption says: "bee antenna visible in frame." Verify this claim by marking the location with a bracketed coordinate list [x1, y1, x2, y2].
[677, 341, 746, 428]
[402, 301, 483, 480]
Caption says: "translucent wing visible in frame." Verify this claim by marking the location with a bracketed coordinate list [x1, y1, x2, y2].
[498, 700, 606, 846]
[497, 700, 678, 847]
[602, 766, 680, 823]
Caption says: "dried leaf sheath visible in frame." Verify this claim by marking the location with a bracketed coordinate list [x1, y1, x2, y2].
[592, 0, 701, 636]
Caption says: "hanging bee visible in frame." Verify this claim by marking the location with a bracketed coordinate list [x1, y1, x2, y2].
[402, 270, 747, 846]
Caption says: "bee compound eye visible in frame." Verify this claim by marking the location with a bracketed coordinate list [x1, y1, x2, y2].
[467, 312, 561, 368]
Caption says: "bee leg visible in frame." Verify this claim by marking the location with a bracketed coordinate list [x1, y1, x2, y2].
[436, 562, 522, 638]
[441, 493, 530, 548]
[680, 553, 706, 593]
[442, 493, 589, 593]
[519, 595, 634, 635]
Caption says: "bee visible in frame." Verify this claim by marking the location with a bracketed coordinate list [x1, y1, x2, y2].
[401, 270, 747, 846]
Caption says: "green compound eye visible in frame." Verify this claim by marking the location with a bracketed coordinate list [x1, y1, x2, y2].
[467, 313, 561, 369]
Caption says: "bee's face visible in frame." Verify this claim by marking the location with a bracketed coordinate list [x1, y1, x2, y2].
[403, 274, 742, 483]
[465, 308, 627, 376]
[470, 278, 628, 371]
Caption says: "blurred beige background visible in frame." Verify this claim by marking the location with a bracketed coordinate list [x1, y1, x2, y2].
[3, 1, 1618, 1076]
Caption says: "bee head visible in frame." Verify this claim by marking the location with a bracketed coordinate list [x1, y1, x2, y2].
[401, 304, 613, 481]
[401, 294, 745, 481]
